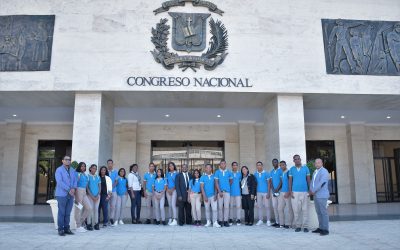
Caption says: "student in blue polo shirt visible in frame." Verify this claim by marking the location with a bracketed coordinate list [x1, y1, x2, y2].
[229, 161, 242, 226]
[278, 160, 294, 229]
[189, 169, 202, 226]
[200, 164, 220, 228]
[87, 164, 101, 230]
[166, 162, 178, 226]
[113, 168, 128, 226]
[254, 161, 272, 226]
[107, 159, 118, 225]
[270, 159, 283, 227]
[153, 168, 167, 225]
[289, 154, 311, 232]
[143, 162, 157, 224]
[74, 162, 91, 233]
[214, 160, 233, 227]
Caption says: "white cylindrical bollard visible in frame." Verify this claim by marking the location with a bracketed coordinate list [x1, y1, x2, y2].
[47, 199, 77, 230]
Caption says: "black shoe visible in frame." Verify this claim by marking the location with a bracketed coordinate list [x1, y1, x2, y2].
[320, 230, 329, 236]
[102, 224, 107, 228]
[87, 224, 93, 231]
[245, 221, 249, 225]
[272, 223, 279, 227]
[283, 225, 290, 229]
[248, 223, 253, 226]
[304, 228, 309, 233]
[145, 219, 151, 224]
[137, 220, 142, 224]
[132, 219, 137, 224]
[64, 229, 74, 235]
[153, 219, 157, 225]
[236, 220, 241, 225]
[295, 228, 301, 232]
[228, 219, 233, 225]
[162, 221, 167, 225]
[218, 221, 223, 227]
[110, 219, 114, 225]
[58, 230, 65, 236]
[156, 221, 160, 225]
[312, 228, 322, 233]
[178, 223, 184, 226]
[224, 221, 230, 227]
[94, 224, 100, 230]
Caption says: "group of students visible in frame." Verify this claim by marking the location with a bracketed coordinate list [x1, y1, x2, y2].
[55, 154, 330, 236]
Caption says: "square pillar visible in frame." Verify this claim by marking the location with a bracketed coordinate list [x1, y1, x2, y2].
[264, 95, 306, 166]
[346, 123, 377, 204]
[71, 93, 114, 166]
[238, 121, 256, 171]
[0, 121, 25, 205]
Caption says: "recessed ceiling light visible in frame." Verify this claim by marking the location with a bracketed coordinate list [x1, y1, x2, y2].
[340, 115, 345, 119]
[386, 115, 391, 119]
[165, 114, 170, 118]
[217, 114, 222, 118]
[12, 114, 17, 117]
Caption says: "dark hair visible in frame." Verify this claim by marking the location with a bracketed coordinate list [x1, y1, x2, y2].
[205, 163, 213, 169]
[272, 158, 279, 163]
[62, 155, 71, 160]
[231, 161, 238, 166]
[220, 159, 226, 164]
[256, 161, 263, 166]
[192, 169, 201, 185]
[149, 162, 155, 167]
[130, 164, 138, 172]
[241, 166, 250, 177]
[118, 168, 126, 178]
[156, 168, 164, 178]
[89, 164, 97, 172]
[99, 166, 109, 177]
[293, 154, 301, 159]
[168, 162, 177, 171]
[76, 162, 86, 173]
[279, 160, 286, 165]
[107, 159, 113, 163]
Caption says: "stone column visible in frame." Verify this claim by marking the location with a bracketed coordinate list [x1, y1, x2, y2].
[71, 93, 114, 166]
[0, 121, 25, 205]
[346, 123, 376, 204]
[238, 121, 256, 172]
[118, 122, 137, 169]
[264, 95, 306, 166]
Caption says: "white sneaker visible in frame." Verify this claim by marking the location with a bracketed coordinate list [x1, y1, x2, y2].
[256, 220, 263, 226]
[229, 220, 233, 226]
[169, 219, 177, 226]
[168, 218, 173, 225]
[213, 221, 221, 228]
[119, 220, 124, 225]
[267, 220, 271, 226]
[76, 227, 87, 233]
[113, 221, 118, 226]
[205, 220, 212, 227]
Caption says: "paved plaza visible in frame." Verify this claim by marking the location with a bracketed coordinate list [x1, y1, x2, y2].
[0, 220, 399, 250]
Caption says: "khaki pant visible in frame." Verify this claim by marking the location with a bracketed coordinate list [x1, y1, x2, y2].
[291, 192, 309, 228]
[271, 194, 280, 224]
[74, 188, 92, 227]
[87, 196, 100, 225]
[166, 189, 177, 219]
[256, 192, 271, 221]
[145, 192, 156, 220]
[190, 193, 201, 221]
[154, 192, 165, 221]
[217, 192, 230, 222]
[204, 195, 218, 222]
[229, 195, 241, 220]
[278, 192, 294, 227]
[115, 194, 127, 221]
[109, 191, 117, 220]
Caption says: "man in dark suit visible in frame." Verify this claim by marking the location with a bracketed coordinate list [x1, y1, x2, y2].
[175, 164, 193, 226]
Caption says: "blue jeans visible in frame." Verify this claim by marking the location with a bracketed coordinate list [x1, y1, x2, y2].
[130, 190, 142, 221]
[314, 198, 329, 231]
[99, 193, 109, 225]
[56, 194, 74, 231]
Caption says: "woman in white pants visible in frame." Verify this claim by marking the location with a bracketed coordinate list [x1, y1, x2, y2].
[166, 162, 178, 226]
[113, 168, 128, 226]
[74, 162, 92, 233]
[87, 164, 101, 230]
[189, 169, 202, 226]
[153, 168, 167, 225]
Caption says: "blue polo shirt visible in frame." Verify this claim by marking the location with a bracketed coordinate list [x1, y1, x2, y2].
[281, 170, 290, 192]
[230, 171, 242, 196]
[214, 169, 233, 192]
[109, 169, 118, 192]
[76, 172, 88, 188]
[289, 165, 310, 192]
[200, 174, 215, 198]
[190, 178, 201, 193]
[254, 170, 270, 193]
[144, 172, 156, 193]
[270, 168, 283, 190]
[116, 177, 127, 196]
[154, 178, 167, 192]
[88, 174, 101, 196]
[167, 171, 178, 189]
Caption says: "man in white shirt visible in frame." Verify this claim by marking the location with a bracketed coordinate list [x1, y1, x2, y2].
[128, 164, 142, 224]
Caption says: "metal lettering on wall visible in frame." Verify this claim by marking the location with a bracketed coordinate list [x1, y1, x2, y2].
[0, 15, 55, 72]
[151, 1, 228, 72]
[322, 19, 400, 76]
